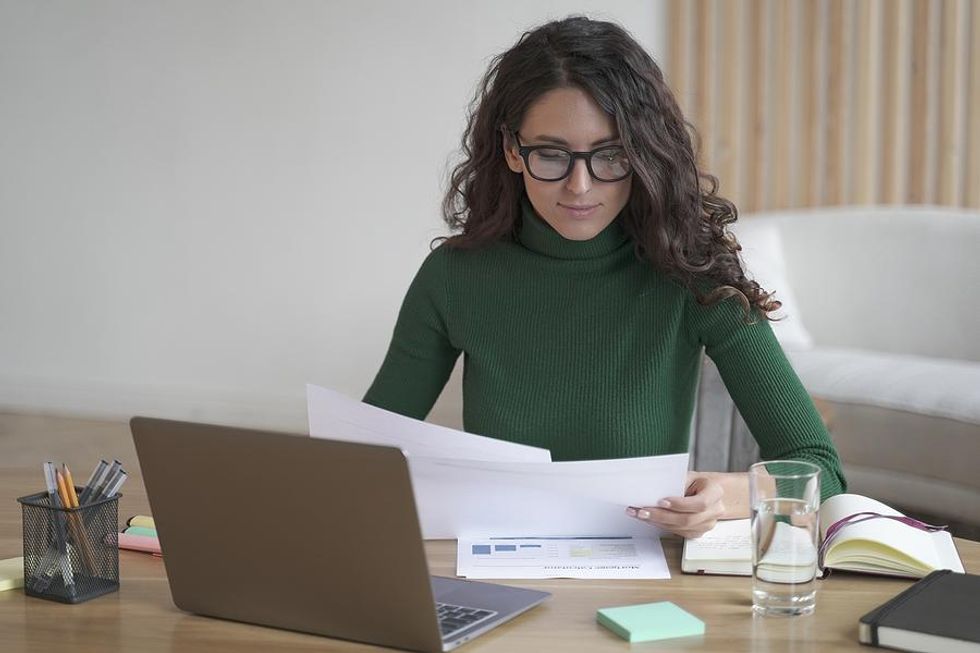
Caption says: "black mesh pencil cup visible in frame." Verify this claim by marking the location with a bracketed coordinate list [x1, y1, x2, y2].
[18, 490, 120, 603]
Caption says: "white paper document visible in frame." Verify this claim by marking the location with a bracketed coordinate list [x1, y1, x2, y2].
[409, 454, 688, 539]
[306, 384, 550, 462]
[457, 536, 671, 579]
[306, 384, 689, 539]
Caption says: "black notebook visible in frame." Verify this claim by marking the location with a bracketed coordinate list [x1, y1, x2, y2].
[858, 569, 980, 652]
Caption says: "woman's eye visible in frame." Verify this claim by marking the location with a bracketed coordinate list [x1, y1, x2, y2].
[598, 149, 626, 162]
[537, 149, 568, 160]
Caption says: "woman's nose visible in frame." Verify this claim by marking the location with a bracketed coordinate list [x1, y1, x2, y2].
[564, 158, 592, 194]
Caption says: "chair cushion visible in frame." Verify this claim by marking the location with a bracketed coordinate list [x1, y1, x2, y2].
[750, 207, 980, 361]
[731, 218, 814, 351]
[787, 347, 980, 425]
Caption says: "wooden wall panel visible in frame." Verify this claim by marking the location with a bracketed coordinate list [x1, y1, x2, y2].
[970, 0, 980, 207]
[664, 0, 980, 212]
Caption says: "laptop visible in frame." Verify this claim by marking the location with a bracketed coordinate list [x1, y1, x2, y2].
[130, 416, 549, 652]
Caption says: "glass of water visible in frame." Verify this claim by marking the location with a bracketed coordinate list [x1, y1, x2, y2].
[749, 460, 821, 616]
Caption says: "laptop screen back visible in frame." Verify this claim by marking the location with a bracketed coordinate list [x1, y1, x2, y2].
[131, 417, 444, 652]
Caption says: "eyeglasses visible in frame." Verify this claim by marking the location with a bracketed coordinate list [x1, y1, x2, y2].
[512, 131, 632, 182]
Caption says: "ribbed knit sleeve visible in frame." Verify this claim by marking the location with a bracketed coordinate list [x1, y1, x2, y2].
[687, 295, 847, 500]
[363, 246, 461, 419]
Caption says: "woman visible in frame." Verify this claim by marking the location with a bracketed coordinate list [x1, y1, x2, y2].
[364, 16, 845, 538]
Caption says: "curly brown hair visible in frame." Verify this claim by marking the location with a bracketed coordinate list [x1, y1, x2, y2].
[439, 15, 780, 321]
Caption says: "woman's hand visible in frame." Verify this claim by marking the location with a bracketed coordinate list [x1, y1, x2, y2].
[626, 473, 729, 538]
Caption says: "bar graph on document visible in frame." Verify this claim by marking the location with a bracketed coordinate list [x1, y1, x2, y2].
[456, 536, 671, 580]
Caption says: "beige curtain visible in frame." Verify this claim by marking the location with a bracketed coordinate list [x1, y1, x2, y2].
[664, 0, 980, 212]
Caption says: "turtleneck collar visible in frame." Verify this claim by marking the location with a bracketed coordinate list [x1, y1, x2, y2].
[517, 194, 629, 260]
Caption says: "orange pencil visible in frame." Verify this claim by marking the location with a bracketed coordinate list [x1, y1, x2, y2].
[56, 468, 98, 573]
[62, 464, 81, 508]
[55, 469, 72, 509]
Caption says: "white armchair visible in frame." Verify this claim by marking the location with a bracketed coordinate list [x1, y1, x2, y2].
[694, 205, 980, 528]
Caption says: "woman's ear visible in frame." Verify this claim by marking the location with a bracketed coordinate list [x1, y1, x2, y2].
[501, 128, 524, 174]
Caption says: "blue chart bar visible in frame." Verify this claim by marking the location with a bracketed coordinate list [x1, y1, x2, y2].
[472, 545, 492, 555]
[494, 545, 517, 552]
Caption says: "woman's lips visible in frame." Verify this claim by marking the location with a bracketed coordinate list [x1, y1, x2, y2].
[559, 203, 600, 217]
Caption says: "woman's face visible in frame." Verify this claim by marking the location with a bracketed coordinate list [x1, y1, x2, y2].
[503, 86, 632, 241]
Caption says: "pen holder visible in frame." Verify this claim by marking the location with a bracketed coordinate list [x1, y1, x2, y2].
[17, 490, 120, 604]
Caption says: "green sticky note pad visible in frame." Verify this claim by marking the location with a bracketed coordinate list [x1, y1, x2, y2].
[597, 601, 705, 643]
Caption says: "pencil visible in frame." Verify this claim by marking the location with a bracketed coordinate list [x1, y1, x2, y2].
[56, 468, 99, 574]
[55, 469, 71, 508]
[62, 464, 81, 509]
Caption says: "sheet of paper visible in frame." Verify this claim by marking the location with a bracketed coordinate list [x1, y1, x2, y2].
[457, 536, 670, 580]
[306, 383, 689, 539]
[306, 384, 550, 462]
[409, 453, 689, 539]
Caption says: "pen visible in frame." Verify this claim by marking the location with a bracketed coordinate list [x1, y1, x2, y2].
[31, 463, 75, 595]
[99, 466, 126, 501]
[102, 471, 128, 499]
[45, 463, 74, 593]
[86, 460, 122, 504]
[77, 459, 109, 505]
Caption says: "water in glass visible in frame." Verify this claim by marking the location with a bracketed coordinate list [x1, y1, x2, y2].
[751, 497, 819, 616]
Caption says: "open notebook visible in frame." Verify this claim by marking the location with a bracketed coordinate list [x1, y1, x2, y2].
[682, 493, 964, 578]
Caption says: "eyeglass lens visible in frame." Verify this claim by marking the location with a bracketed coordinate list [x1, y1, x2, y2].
[527, 147, 630, 181]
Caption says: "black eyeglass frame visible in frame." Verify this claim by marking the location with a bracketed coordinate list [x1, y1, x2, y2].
[510, 130, 632, 183]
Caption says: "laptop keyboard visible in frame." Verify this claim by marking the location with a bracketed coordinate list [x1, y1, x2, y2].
[436, 602, 498, 639]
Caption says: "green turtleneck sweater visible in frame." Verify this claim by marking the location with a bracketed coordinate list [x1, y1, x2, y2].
[364, 197, 846, 499]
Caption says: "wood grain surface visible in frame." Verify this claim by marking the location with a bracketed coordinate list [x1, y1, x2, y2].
[1, 412, 976, 652]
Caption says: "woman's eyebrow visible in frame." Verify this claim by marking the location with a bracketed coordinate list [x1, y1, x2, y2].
[531, 134, 621, 147]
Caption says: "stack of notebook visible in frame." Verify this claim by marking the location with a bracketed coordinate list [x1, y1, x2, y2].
[118, 515, 161, 555]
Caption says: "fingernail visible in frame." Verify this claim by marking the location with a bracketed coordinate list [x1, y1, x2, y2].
[658, 500, 671, 509]
[637, 509, 650, 520]
[625, 507, 636, 517]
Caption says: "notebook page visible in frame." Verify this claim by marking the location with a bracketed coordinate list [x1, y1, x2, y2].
[683, 519, 751, 561]
[820, 494, 964, 573]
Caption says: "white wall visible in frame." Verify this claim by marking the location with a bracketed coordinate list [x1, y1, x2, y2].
[0, 1, 666, 432]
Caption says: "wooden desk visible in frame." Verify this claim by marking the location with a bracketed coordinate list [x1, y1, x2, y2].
[1, 413, 977, 652]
